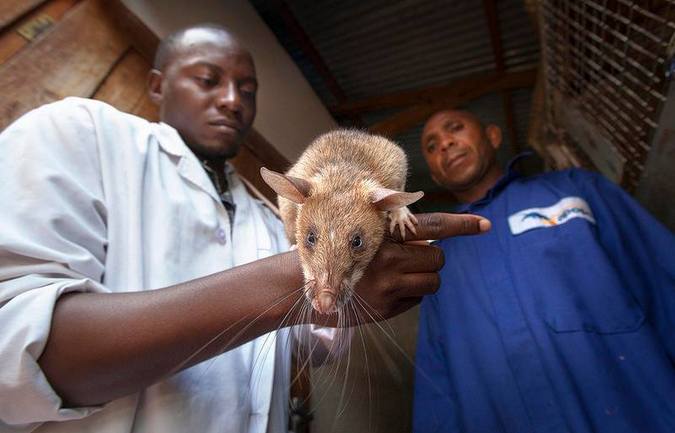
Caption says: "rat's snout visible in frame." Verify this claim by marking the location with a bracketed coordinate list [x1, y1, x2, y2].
[312, 289, 337, 315]
[309, 273, 341, 314]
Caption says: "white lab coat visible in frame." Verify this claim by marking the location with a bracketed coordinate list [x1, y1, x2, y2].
[0, 98, 322, 433]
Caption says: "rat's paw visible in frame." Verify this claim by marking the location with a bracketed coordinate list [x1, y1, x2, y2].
[388, 206, 418, 240]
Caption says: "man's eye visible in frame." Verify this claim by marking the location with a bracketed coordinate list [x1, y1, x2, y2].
[240, 84, 257, 96]
[426, 141, 436, 152]
[195, 76, 216, 86]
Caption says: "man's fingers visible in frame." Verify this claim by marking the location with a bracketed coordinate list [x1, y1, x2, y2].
[390, 212, 490, 242]
[396, 273, 441, 298]
[392, 243, 445, 273]
[390, 297, 424, 317]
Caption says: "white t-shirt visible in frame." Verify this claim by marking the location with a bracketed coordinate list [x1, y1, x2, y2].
[0, 98, 320, 433]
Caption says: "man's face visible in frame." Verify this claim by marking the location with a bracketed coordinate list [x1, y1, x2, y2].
[153, 31, 257, 159]
[421, 110, 500, 192]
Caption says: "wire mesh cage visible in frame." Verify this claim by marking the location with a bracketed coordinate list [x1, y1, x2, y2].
[538, 0, 675, 191]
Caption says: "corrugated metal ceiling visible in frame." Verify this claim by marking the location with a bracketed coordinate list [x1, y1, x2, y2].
[251, 0, 540, 208]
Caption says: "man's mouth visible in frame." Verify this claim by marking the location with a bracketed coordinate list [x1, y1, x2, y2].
[444, 152, 467, 169]
[208, 118, 240, 132]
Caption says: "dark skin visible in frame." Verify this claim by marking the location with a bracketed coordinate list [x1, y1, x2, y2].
[38, 28, 490, 407]
[421, 110, 504, 203]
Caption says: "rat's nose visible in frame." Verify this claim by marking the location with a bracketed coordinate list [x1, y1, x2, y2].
[314, 290, 336, 314]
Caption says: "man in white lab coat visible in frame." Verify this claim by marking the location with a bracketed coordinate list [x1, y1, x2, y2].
[0, 24, 488, 433]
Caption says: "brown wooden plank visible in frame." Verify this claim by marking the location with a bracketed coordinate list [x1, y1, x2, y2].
[129, 93, 159, 122]
[243, 129, 290, 173]
[106, 0, 159, 65]
[331, 69, 537, 116]
[0, 0, 48, 31]
[93, 46, 161, 123]
[94, 48, 152, 114]
[273, 0, 361, 126]
[0, 0, 80, 65]
[330, 78, 476, 116]
[368, 94, 471, 138]
[229, 130, 289, 205]
[0, 0, 129, 130]
[231, 128, 291, 206]
[368, 68, 537, 137]
[275, 0, 345, 103]
[231, 142, 281, 205]
[482, 0, 519, 153]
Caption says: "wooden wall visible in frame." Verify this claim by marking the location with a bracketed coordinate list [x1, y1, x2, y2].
[0, 0, 287, 205]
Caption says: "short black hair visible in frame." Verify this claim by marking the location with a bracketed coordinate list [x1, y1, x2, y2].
[153, 23, 235, 70]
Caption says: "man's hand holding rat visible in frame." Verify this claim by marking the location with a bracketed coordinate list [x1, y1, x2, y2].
[313, 212, 490, 325]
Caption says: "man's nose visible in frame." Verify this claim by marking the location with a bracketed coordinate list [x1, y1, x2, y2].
[439, 135, 454, 151]
[215, 80, 241, 112]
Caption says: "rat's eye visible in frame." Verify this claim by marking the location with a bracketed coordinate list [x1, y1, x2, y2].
[306, 231, 317, 247]
[351, 235, 363, 249]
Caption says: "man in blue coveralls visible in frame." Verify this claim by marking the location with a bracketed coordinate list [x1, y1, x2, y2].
[413, 109, 675, 433]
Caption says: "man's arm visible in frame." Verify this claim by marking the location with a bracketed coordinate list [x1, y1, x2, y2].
[38, 213, 488, 407]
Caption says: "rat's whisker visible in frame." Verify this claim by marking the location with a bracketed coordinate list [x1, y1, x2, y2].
[351, 300, 375, 433]
[351, 295, 450, 401]
[193, 285, 309, 391]
[351, 294, 405, 355]
[169, 284, 306, 377]
[351, 291, 397, 337]
[334, 305, 357, 419]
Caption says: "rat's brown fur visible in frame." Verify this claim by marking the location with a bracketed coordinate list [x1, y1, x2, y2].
[265, 129, 419, 314]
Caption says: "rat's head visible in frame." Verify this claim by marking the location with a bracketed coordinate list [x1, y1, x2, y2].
[261, 167, 422, 315]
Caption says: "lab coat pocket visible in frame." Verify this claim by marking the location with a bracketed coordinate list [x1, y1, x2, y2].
[515, 219, 645, 334]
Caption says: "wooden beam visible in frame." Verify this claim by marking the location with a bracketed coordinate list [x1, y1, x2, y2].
[483, 0, 519, 153]
[368, 68, 536, 138]
[93, 48, 153, 113]
[368, 94, 471, 138]
[0, 0, 80, 65]
[0, 0, 129, 130]
[331, 69, 535, 116]
[106, 0, 159, 65]
[242, 129, 290, 173]
[483, 0, 505, 71]
[273, 0, 362, 126]
[0, 0, 49, 32]
[232, 129, 290, 205]
[274, 0, 346, 103]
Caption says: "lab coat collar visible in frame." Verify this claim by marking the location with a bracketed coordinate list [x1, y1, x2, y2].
[151, 122, 221, 203]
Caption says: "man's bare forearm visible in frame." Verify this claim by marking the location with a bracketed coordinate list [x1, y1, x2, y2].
[37, 212, 488, 408]
[38, 251, 304, 407]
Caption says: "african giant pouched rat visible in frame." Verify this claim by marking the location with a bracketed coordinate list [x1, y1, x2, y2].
[260, 129, 423, 315]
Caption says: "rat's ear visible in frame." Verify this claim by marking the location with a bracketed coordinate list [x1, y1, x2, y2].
[371, 188, 424, 211]
[260, 167, 311, 204]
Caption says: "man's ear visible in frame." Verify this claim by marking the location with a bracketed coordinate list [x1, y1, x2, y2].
[485, 124, 502, 150]
[147, 69, 163, 105]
